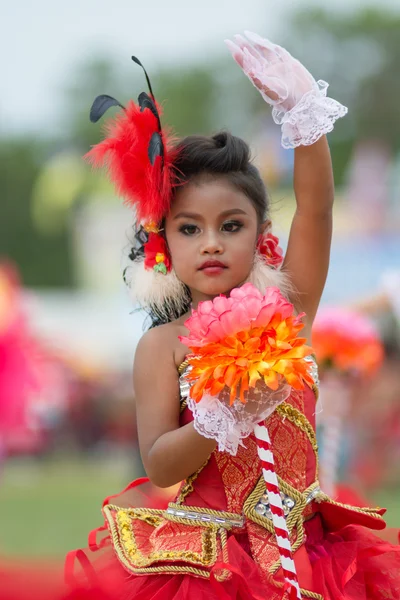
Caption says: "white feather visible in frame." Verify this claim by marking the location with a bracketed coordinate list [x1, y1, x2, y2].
[247, 253, 293, 298]
[126, 258, 189, 319]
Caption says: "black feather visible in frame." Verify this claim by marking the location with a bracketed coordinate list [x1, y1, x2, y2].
[135, 226, 149, 246]
[148, 132, 164, 165]
[138, 92, 159, 119]
[131, 56, 156, 100]
[89, 95, 124, 123]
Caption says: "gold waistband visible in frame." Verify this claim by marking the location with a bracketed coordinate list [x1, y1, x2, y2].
[165, 504, 244, 530]
[164, 481, 323, 531]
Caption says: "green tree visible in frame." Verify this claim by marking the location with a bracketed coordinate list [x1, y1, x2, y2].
[0, 137, 73, 286]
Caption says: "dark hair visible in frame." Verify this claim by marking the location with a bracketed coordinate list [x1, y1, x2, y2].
[172, 131, 269, 222]
[127, 131, 269, 329]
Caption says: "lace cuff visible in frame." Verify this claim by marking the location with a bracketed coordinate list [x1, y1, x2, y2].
[185, 385, 290, 456]
[272, 80, 348, 149]
[187, 395, 251, 456]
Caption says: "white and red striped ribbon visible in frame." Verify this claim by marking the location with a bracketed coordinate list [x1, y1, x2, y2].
[254, 422, 302, 600]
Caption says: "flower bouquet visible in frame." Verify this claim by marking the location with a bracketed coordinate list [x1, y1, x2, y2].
[180, 283, 313, 405]
[180, 282, 313, 599]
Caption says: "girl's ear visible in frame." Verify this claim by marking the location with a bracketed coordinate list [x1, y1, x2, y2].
[259, 219, 272, 235]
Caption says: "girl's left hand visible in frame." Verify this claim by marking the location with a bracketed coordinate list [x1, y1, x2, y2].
[225, 31, 317, 112]
[225, 31, 347, 149]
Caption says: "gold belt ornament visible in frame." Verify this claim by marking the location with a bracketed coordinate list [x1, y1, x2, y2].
[165, 504, 245, 529]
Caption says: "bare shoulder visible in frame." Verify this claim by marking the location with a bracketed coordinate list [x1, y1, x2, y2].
[134, 319, 188, 373]
[133, 320, 188, 429]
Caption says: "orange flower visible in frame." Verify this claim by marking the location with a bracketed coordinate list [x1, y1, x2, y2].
[179, 283, 313, 404]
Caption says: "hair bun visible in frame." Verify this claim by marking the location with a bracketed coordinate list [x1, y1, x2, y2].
[213, 132, 228, 149]
[173, 131, 253, 181]
[211, 131, 250, 172]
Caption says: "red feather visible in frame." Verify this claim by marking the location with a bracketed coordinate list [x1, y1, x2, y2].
[85, 101, 176, 225]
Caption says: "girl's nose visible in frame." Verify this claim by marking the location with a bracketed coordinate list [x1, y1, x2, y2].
[200, 230, 223, 255]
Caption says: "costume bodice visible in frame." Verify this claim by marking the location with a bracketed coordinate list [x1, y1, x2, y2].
[175, 358, 320, 517]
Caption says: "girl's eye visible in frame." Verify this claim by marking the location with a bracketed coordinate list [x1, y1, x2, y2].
[179, 224, 199, 236]
[221, 220, 243, 233]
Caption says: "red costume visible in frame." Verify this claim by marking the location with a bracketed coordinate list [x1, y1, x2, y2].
[65, 360, 400, 599]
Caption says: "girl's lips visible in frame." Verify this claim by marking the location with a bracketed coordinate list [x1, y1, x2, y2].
[201, 266, 227, 276]
[199, 260, 227, 270]
[198, 260, 227, 276]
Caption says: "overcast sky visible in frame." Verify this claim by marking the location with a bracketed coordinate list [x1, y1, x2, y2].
[2, 0, 399, 134]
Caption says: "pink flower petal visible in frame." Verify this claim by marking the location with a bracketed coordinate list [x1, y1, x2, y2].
[239, 296, 262, 320]
[230, 282, 262, 301]
[219, 306, 251, 336]
[182, 315, 203, 339]
[218, 309, 240, 337]
[213, 295, 233, 315]
[253, 304, 276, 328]
[206, 319, 227, 341]
[197, 300, 215, 316]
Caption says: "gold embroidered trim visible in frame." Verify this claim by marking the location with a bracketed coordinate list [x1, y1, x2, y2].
[270, 578, 324, 600]
[178, 360, 189, 375]
[245, 478, 322, 576]
[176, 457, 210, 505]
[276, 402, 319, 469]
[165, 502, 244, 530]
[110, 562, 210, 578]
[244, 477, 322, 536]
[104, 505, 219, 571]
[178, 361, 189, 412]
[213, 527, 232, 582]
[302, 591, 323, 599]
[316, 492, 385, 519]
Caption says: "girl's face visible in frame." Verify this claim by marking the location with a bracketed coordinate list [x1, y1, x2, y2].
[165, 177, 261, 306]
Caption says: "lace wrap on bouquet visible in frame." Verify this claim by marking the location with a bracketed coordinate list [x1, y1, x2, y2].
[180, 369, 290, 456]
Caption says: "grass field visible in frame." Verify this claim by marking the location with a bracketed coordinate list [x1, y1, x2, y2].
[0, 457, 130, 557]
[0, 458, 399, 558]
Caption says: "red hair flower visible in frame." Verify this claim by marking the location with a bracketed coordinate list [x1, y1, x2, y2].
[257, 232, 284, 268]
[144, 233, 171, 274]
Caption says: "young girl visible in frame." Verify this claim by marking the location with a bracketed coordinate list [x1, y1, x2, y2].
[65, 32, 400, 600]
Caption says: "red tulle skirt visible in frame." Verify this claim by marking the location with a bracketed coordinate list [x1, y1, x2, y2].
[58, 514, 400, 600]
[1, 513, 400, 600]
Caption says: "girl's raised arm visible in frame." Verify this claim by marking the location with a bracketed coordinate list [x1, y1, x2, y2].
[225, 31, 347, 326]
[284, 136, 334, 323]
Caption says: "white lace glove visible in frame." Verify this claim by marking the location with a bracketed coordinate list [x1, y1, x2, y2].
[225, 31, 348, 149]
[181, 372, 290, 456]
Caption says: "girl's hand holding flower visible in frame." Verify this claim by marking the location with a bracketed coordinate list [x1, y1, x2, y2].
[180, 283, 313, 455]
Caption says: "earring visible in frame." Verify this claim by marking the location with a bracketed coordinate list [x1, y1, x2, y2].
[256, 232, 284, 268]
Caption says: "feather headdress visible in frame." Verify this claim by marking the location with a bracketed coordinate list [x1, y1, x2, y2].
[85, 57, 176, 226]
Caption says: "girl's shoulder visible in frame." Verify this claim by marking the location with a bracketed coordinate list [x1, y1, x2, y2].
[135, 319, 188, 370]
